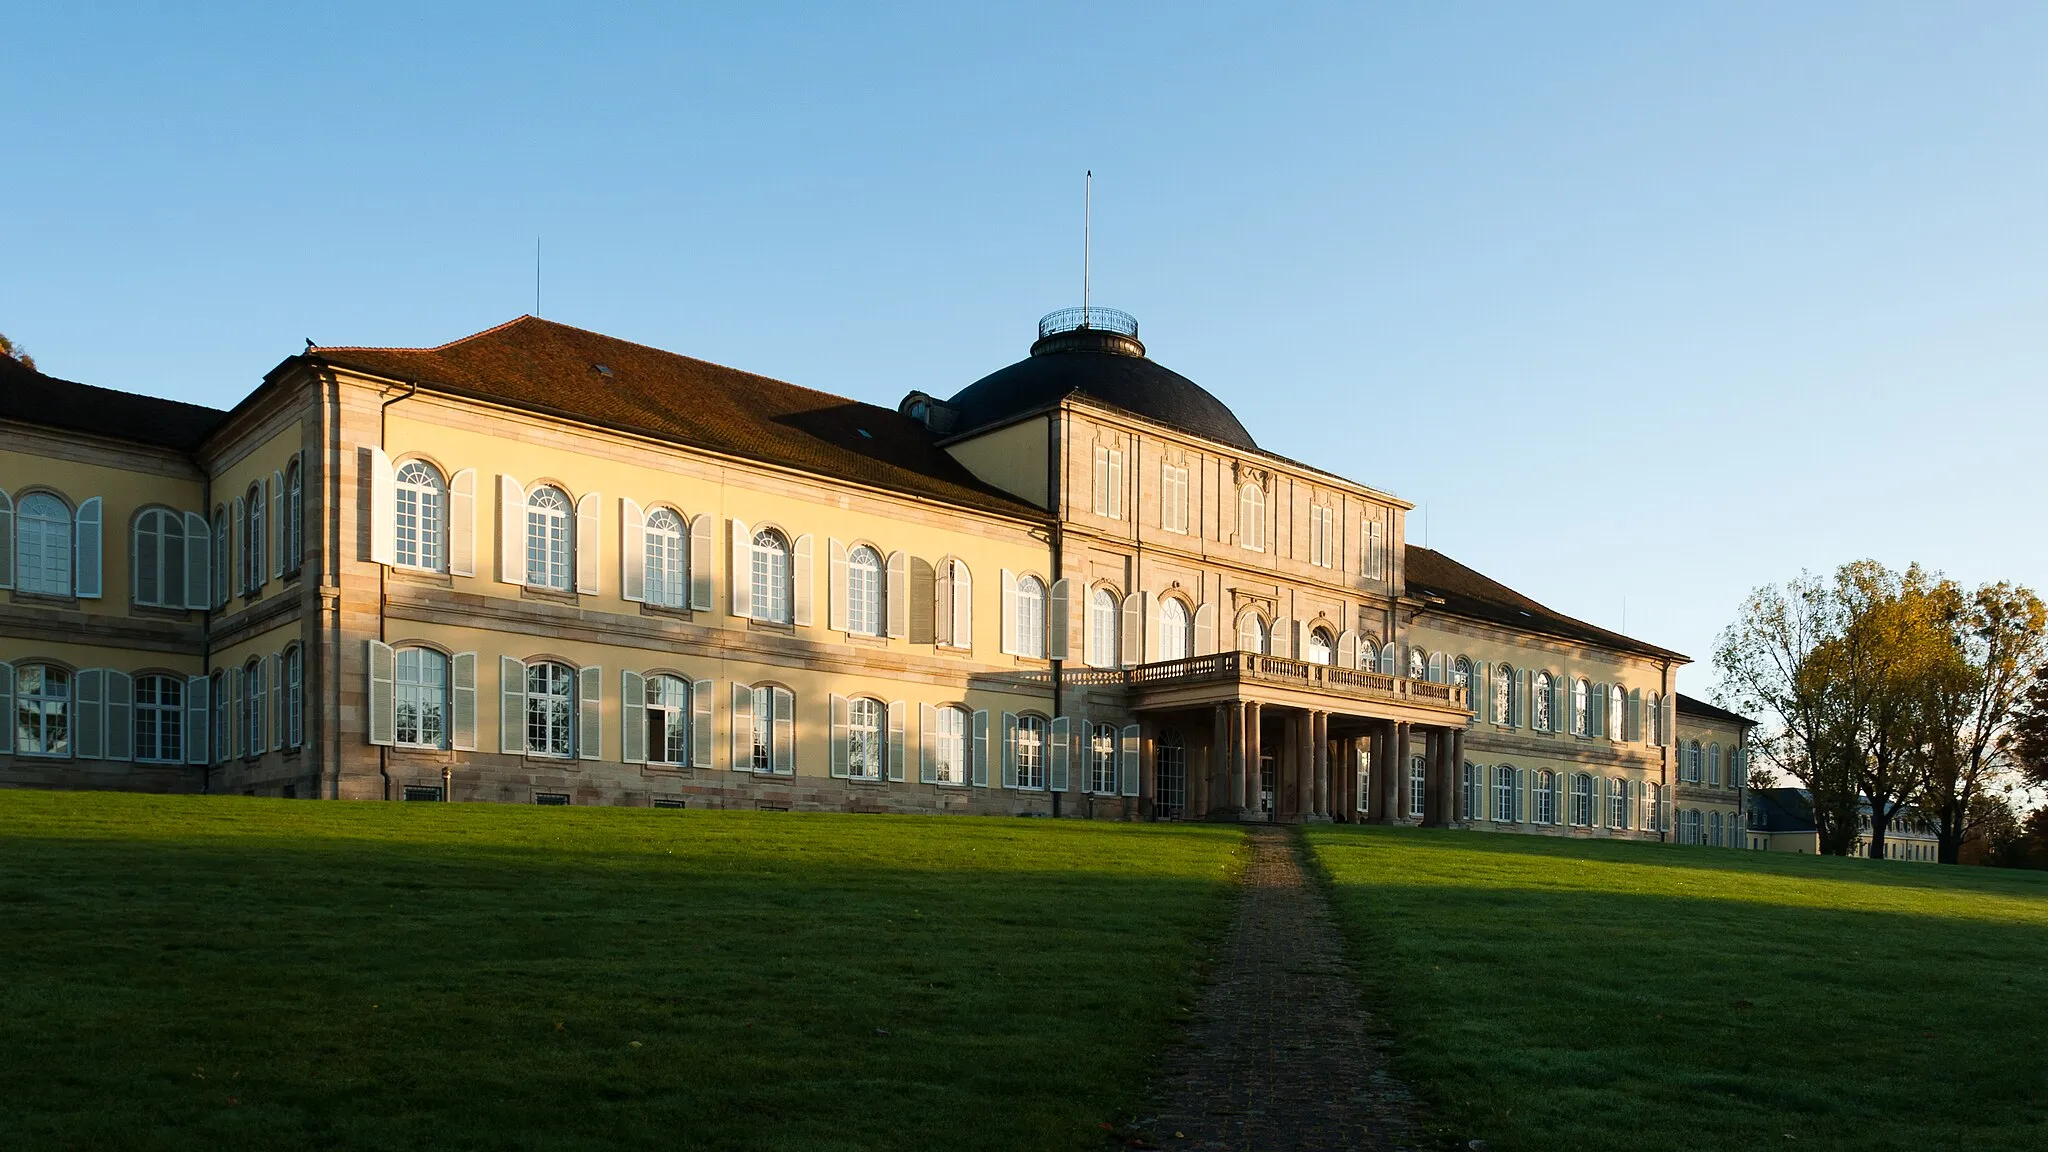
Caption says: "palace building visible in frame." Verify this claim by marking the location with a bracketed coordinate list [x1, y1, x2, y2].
[0, 306, 1747, 840]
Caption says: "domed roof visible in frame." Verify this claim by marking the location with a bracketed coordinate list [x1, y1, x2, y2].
[943, 309, 1257, 451]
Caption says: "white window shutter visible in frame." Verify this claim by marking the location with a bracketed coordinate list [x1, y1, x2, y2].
[728, 519, 753, 618]
[934, 561, 954, 647]
[106, 670, 132, 760]
[574, 492, 600, 596]
[1627, 688, 1642, 743]
[1048, 716, 1069, 792]
[1337, 630, 1356, 669]
[577, 665, 601, 759]
[998, 568, 1016, 655]
[271, 471, 286, 579]
[367, 640, 396, 746]
[1515, 767, 1527, 823]
[1122, 592, 1144, 668]
[688, 514, 714, 610]
[1048, 578, 1070, 661]
[971, 709, 989, 787]
[0, 662, 13, 752]
[75, 496, 102, 598]
[1194, 603, 1216, 656]
[887, 699, 906, 781]
[268, 654, 283, 752]
[1092, 446, 1108, 516]
[919, 702, 939, 784]
[1120, 724, 1140, 797]
[451, 652, 477, 751]
[447, 468, 476, 576]
[620, 498, 646, 603]
[230, 495, 246, 595]
[1515, 669, 1530, 727]
[791, 534, 814, 627]
[886, 551, 908, 638]
[690, 679, 713, 767]
[183, 511, 210, 609]
[829, 693, 850, 778]
[1108, 449, 1124, 519]
[731, 681, 755, 770]
[621, 670, 647, 764]
[771, 688, 794, 774]
[497, 475, 523, 585]
[369, 448, 397, 566]
[500, 656, 525, 754]
[0, 490, 13, 590]
[1380, 644, 1396, 676]
[75, 669, 104, 759]
[952, 562, 973, 648]
[1001, 712, 1018, 789]
[1272, 616, 1293, 659]
[828, 539, 850, 632]
[1429, 652, 1446, 683]
[185, 674, 209, 765]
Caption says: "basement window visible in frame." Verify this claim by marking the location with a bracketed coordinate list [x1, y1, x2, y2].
[534, 792, 571, 806]
[652, 798, 687, 810]
[403, 786, 444, 802]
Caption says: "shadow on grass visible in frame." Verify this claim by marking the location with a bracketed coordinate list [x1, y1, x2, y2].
[0, 798, 1243, 1152]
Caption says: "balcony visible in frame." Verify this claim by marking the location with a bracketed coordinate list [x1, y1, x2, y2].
[1050, 652, 1470, 718]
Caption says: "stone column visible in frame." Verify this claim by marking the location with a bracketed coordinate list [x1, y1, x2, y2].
[1367, 725, 1388, 823]
[1291, 710, 1310, 821]
[1391, 721, 1413, 821]
[1421, 729, 1441, 826]
[1227, 703, 1246, 814]
[1245, 701, 1263, 819]
[1195, 707, 1219, 818]
[1313, 712, 1330, 818]
[1139, 718, 1156, 819]
[1448, 728, 1466, 825]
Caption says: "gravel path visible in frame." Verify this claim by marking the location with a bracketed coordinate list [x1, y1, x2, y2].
[1129, 826, 1431, 1151]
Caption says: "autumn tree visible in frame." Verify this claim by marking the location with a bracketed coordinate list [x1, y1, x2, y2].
[1918, 581, 2046, 864]
[0, 331, 35, 371]
[2004, 663, 2048, 793]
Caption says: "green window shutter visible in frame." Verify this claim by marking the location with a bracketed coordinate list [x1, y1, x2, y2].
[499, 656, 525, 755]
[919, 703, 939, 784]
[1120, 724, 1141, 797]
[621, 670, 647, 765]
[367, 641, 396, 747]
[450, 653, 477, 752]
[184, 674, 209, 766]
[577, 666, 602, 761]
[690, 679, 713, 768]
[106, 670, 132, 761]
[829, 693, 849, 778]
[1048, 716, 1070, 792]
[971, 709, 989, 787]
[1001, 712, 1018, 789]
[771, 688, 794, 774]
[887, 700, 907, 781]
[75, 496, 103, 598]
[75, 669, 105, 760]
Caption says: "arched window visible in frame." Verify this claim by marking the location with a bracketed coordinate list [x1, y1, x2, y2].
[133, 508, 187, 608]
[1533, 672, 1554, 732]
[1710, 809, 1725, 847]
[741, 685, 795, 771]
[394, 461, 445, 571]
[1158, 599, 1192, 662]
[525, 486, 572, 590]
[1608, 684, 1625, 740]
[847, 697, 885, 780]
[134, 674, 185, 764]
[1237, 613, 1269, 655]
[15, 664, 71, 755]
[243, 657, 265, 755]
[1358, 638, 1379, 671]
[396, 647, 449, 748]
[1686, 740, 1703, 783]
[939, 558, 973, 648]
[1089, 722, 1118, 794]
[1087, 588, 1119, 668]
[750, 529, 791, 624]
[1647, 692, 1663, 744]
[643, 675, 692, 765]
[285, 645, 303, 749]
[1409, 647, 1428, 680]
[1682, 809, 1703, 845]
[1239, 482, 1265, 551]
[1709, 743, 1722, 787]
[1408, 756, 1427, 818]
[525, 661, 576, 757]
[1452, 656, 1474, 692]
[1493, 765, 1516, 822]
[1493, 664, 1514, 725]
[284, 457, 303, 573]
[643, 508, 687, 607]
[244, 482, 266, 591]
[847, 545, 884, 636]
[1534, 769, 1556, 825]
[1156, 728, 1186, 816]
[1013, 575, 1046, 658]
[17, 493, 73, 595]
[1015, 714, 1047, 789]
[212, 505, 230, 606]
[932, 704, 969, 785]
[1609, 778, 1630, 829]
[1306, 627, 1335, 666]
[1572, 678, 1590, 736]
[1570, 772, 1593, 826]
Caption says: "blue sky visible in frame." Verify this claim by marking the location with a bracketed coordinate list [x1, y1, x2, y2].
[6, 2, 2045, 688]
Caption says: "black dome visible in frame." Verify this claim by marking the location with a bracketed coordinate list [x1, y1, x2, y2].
[944, 311, 1257, 451]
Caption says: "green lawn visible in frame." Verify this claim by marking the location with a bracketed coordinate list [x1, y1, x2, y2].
[0, 791, 1243, 1152]
[1305, 825, 2048, 1152]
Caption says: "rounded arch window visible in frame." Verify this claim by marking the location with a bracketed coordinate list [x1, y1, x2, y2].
[1608, 684, 1626, 739]
[1238, 482, 1266, 551]
[1572, 678, 1591, 736]
[396, 647, 450, 748]
[244, 482, 266, 590]
[1237, 613, 1269, 655]
[1409, 647, 1428, 681]
[525, 660, 576, 757]
[1013, 575, 1046, 657]
[1088, 721, 1119, 794]
[847, 696, 885, 779]
[1087, 587, 1119, 668]
[395, 460, 445, 571]
[1014, 713, 1048, 789]
[1158, 598, 1193, 662]
[133, 507, 188, 607]
[643, 674, 692, 765]
[644, 508, 687, 607]
[1493, 664, 1514, 725]
[1533, 672, 1555, 731]
[1306, 627, 1335, 666]
[751, 529, 792, 623]
[16, 664, 71, 755]
[931, 704, 969, 785]
[1452, 656, 1474, 690]
[1357, 637, 1379, 670]
[847, 545, 883, 636]
[525, 486, 572, 589]
[17, 493, 73, 594]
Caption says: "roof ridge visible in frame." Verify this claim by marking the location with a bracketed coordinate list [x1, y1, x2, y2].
[313, 313, 540, 355]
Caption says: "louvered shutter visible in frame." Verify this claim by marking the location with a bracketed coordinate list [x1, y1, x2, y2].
[1120, 724, 1140, 797]
[1627, 689, 1643, 742]
[271, 471, 286, 579]
[1428, 652, 1445, 683]
[690, 679, 713, 767]
[106, 670, 132, 760]
[227, 666, 242, 758]
[451, 653, 477, 751]
[184, 511, 210, 609]
[970, 705, 987, 783]
[934, 562, 954, 647]
[1592, 683, 1606, 739]
[75, 669, 104, 759]
[1513, 768, 1526, 822]
[1553, 772, 1566, 825]
[829, 693, 850, 778]
[1194, 603, 1216, 656]
[1108, 449, 1124, 518]
[446, 468, 476, 576]
[185, 674, 209, 765]
[0, 491, 13, 590]
[1515, 669, 1529, 727]
[230, 495, 245, 595]
[1472, 662, 1491, 722]
[788, 534, 813, 626]
[828, 539, 850, 631]
[574, 492, 600, 595]
[1001, 712, 1018, 788]
[1121, 592, 1144, 668]
[621, 670, 647, 764]
[731, 682, 755, 770]
[886, 552, 908, 638]
[688, 514, 715, 610]
[621, 499, 645, 602]
[998, 569, 1016, 654]
[1048, 579, 1070, 661]
[74, 496, 102, 598]
[500, 656, 525, 754]
[367, 640, 396, 746]
[577, 666, 601, 759]
[368, 447, 398, 565]
[497, 475, 522, 584]
[1380, 645, 1396, 676]
[951, 562, 972, 647]
[1092, 446, 1108, 516]
[267, 654, 283, 752]
[1336, 630, 1356, 669]
[1048, 716, 1070, 792]
[919, 703, 939, 784]
[887, 700, 906, 781]
[728, 520, 753, 617]
[0, 663, 13, 752]
[771, 688, 794, 774]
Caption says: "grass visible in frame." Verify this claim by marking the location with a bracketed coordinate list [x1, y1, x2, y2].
[0, 790, 1244, 1152]
[1304, 825, 2048, 1152]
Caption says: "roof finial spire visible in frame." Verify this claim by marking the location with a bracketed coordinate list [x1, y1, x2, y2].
[1082, 170, 1092, 328]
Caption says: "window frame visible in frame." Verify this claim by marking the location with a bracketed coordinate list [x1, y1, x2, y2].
[1013, 574, 1046, 658]
[525, 660, 576, 758]
[395, 646, 450, 750]
[644, 673, 691, 766]
[643, 506, 689, 608]
[932, 703, 969, 785]
[1014, 713, 1048, 790]
[244, 482, 266, 592]
[750, 528, 792, 624]
[1086, 586, 1119, 669]
[1087, 721, 1118, 795]
[1306, 626, 1335, 666]
[15, 663, 72, 757]
[1157, 597, 1193, 662]
[846, 544, 884, 637]
[131, 507, 189, 609]
[1238, 481, 1265, 551]
[16, 492, 74, 596]
[133, 673, 185, 764]
[393, 459, 447, 572]
[524, 485, 573, 591]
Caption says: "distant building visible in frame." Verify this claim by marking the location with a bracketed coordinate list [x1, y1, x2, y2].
[1673, 694, 1754, 848]
[1746, 787, 1941, 862]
